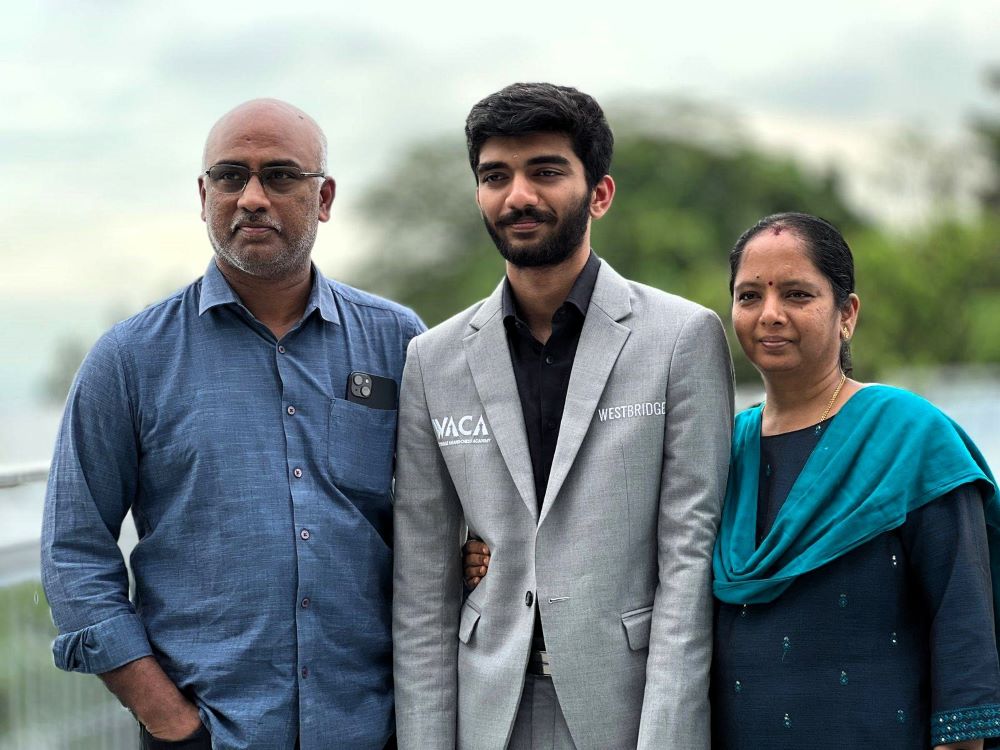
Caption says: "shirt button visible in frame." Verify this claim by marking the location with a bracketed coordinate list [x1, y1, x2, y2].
[546, 420, 557, 430]
[525, 591, 534, 607]
[301, 597, 310, 608]
[544, 355, 554, 365]
[287, 405, 296, 415]
[293, 468, 303, 478]
[300, 528, 310, 540]
[277, 345, 286, 354]
[301, 666, 308, 678]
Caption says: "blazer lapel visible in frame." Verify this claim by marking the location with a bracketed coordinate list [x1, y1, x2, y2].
[539, 262, 632, 527]
[464, 282, 539, 522]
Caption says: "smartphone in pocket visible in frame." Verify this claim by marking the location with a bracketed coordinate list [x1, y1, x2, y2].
[346, 371, 398, 410]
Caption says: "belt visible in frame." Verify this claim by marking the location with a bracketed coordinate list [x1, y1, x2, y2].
[527, 649, 552, 677]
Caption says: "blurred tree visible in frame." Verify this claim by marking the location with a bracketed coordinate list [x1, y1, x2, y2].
[971, 66, 1000, 211]
[852, 218, 1000, 375]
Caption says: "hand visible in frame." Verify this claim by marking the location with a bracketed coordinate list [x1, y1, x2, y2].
[463, 538, 491, 589]
[99, 656, 204, 741]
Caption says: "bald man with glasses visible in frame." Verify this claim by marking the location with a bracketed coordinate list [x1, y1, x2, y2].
[41, 99, 422, 750]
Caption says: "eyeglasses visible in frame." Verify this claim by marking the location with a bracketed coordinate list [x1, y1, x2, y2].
[204, 164, 326, 194]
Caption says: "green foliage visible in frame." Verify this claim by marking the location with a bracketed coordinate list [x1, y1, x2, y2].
[851, 219, 1000, 375]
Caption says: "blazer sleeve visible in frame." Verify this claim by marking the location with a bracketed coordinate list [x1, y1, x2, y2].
[638, 307, 734, 749]
[392, 336, 466, 750]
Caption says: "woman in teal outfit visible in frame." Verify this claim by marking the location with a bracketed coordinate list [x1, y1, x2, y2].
[711, 212, 1000, 749]
[463, 212, 1000, 749]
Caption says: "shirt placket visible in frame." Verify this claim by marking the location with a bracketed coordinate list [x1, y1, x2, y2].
[274, 331, 320, 740]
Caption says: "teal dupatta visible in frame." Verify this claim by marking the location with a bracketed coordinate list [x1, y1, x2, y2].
[713, 385, 1000, 640]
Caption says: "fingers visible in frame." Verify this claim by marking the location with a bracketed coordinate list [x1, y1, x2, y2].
[462, 539, 491, 589]
[464, 556, 489, 576]
[464, 540, 490, 556]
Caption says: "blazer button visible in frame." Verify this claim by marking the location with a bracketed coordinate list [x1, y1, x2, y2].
[525, 591, 534, 607]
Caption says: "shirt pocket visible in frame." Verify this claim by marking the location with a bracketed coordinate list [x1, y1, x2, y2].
[328, 397, 398, 497]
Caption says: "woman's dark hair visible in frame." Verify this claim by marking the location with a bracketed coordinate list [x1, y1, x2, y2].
[729, 212, 856, 374]
[464, 82, 613, 191]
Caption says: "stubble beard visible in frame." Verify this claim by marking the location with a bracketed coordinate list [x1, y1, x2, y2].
[208, 214, 317, 281]
[483, 193, 591, 269]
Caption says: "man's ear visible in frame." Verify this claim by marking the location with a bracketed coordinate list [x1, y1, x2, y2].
[198, 176, 207, 222]
[589, 175, 615, 219]
[318, 177, 336, 222]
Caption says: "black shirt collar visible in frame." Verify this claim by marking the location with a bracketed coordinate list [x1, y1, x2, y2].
[502, 250, 601, 324]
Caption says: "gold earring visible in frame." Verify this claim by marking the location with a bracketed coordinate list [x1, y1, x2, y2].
[842, 325, 851, 341]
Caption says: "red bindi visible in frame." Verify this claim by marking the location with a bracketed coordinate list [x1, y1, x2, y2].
[768, 281, 773, 286]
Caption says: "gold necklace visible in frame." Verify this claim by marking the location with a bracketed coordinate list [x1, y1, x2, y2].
[818, 372, 847, 422]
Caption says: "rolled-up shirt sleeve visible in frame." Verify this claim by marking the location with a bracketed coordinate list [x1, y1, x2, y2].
[41, 327, 152, 674]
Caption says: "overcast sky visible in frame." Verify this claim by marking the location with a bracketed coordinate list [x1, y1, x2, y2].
[1, 0, 997, 410]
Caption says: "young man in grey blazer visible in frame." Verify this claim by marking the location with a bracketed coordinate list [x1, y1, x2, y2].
[392, 83, 734, 750]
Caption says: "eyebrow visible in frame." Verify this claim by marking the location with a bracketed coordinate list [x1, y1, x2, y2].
[476, 154, 572, 174]
[210, 159, 304, 169]
[735, 278, 822, 290]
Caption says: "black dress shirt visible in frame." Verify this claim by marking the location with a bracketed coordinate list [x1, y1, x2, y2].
[502, 250, 601, 511]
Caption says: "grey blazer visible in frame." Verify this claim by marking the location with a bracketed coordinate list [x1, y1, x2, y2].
[392, 260, 734, 749]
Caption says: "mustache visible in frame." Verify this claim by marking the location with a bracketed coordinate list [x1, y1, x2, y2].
[496, 207, 556, 226]
[231, 213, 281, 233]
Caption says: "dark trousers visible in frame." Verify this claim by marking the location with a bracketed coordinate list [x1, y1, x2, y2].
[139, 724, 212, 750]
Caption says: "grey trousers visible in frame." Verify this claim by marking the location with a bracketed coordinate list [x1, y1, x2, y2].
[507, 675, 577, 749]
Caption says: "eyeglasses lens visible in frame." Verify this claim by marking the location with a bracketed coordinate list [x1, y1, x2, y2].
[207, 166, 305, 194]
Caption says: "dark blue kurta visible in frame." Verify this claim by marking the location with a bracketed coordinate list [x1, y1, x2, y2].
[712, 418, 1000, 748]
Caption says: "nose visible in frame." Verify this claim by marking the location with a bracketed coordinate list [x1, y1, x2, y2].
[504, 173, 538, 210]
[759, 292, 786, 326]
[237, 174, 271, 213]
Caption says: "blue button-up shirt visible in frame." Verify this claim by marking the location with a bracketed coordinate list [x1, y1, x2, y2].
[41, 261, 424, 750]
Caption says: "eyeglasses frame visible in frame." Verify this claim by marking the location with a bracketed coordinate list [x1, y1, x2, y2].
[203, 164, 327, 195]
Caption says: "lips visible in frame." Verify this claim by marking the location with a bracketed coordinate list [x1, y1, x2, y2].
[497, 208, 554, 231]
[507, 219, 544, 231]
[759, 337, 792, 350]
[233, 221, 280, 238]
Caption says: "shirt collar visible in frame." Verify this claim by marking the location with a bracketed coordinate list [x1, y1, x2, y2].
[198, 260, 241, 315]
[502, 249, 601, 322]
[198, 259, 340, 326]
[308, 266, 341, 325]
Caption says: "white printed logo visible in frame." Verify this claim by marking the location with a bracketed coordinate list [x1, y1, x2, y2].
[432, 414, 492, 447]
[598, 401, 666, 422]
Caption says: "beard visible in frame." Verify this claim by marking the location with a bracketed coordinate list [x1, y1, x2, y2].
[207, 211, 317, 281]
[483, 192, 591, 269]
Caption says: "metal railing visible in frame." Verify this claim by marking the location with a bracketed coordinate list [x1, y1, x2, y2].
[0, 462, 136, 749]
[0, 463, 49, 490]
